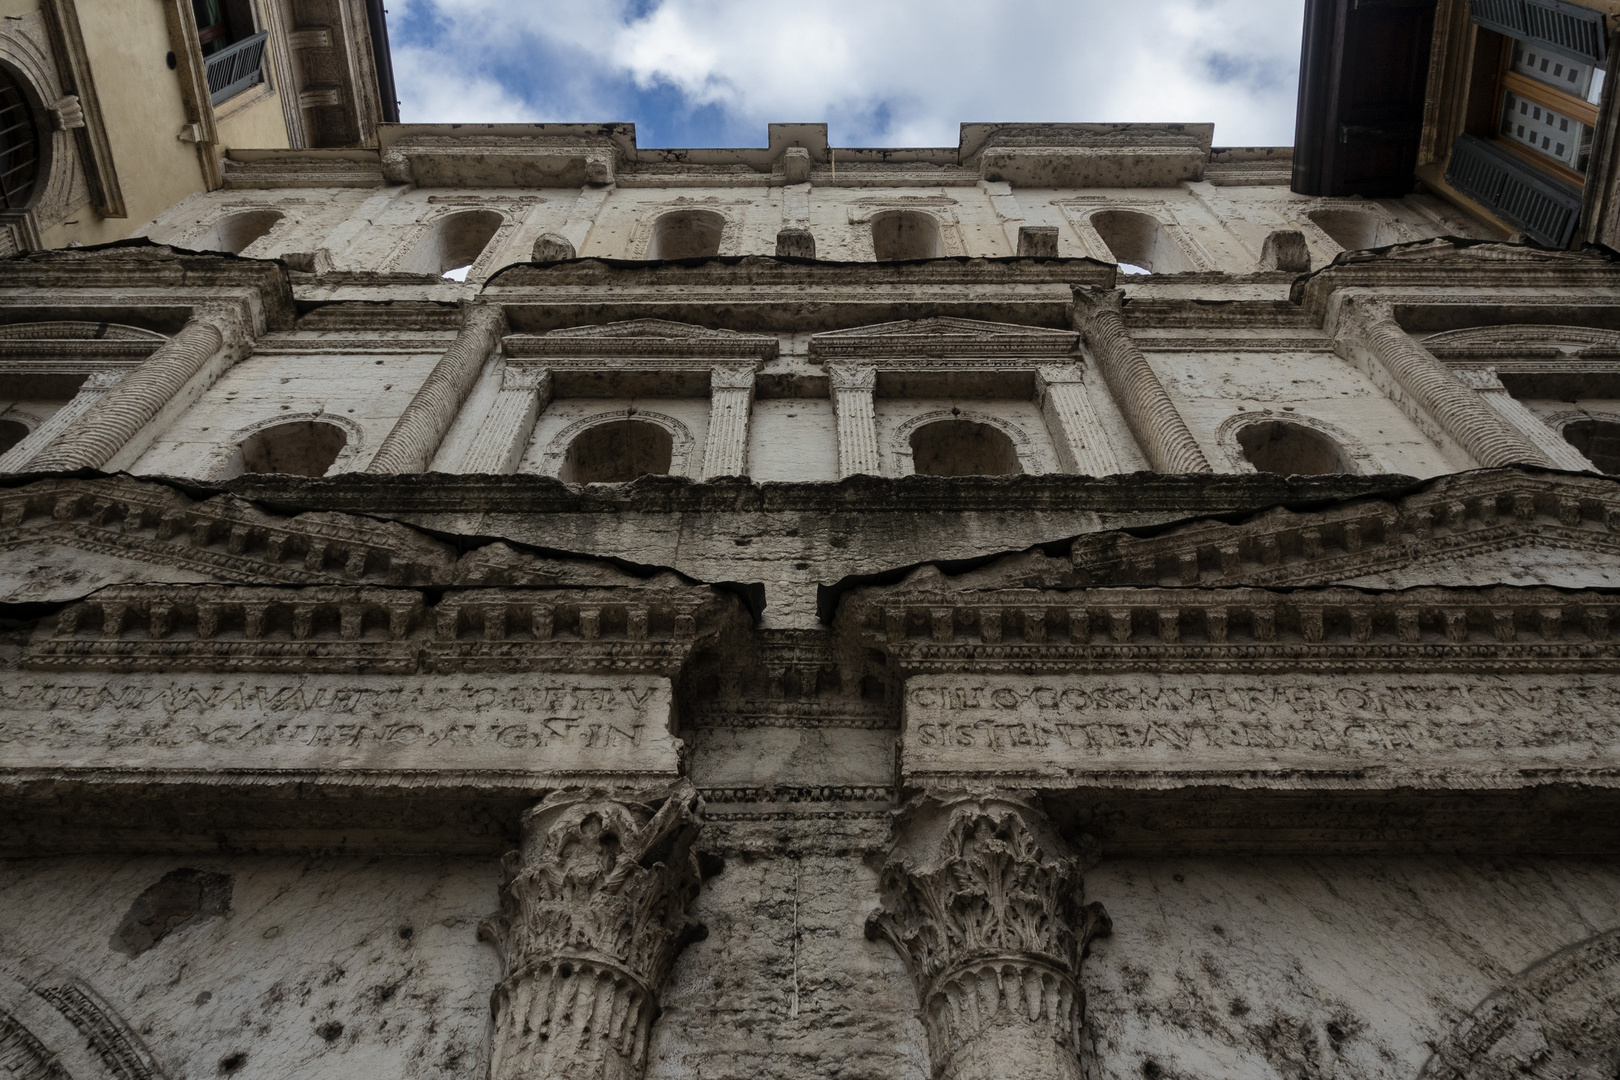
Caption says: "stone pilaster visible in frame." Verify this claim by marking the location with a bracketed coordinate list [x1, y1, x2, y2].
[462, 366, 552, 474]
[701, 363, 756, 479]
[1333, 297, 1553, 468]
[1036, 364, 1119, 477]
[831, 363, 880, 478]
[1453, 367, 1594, 472]
[0, 370, 126, 472]
[1072, 288, 1212, 474]
[867, 795, 1110, 1080]
[28, 308, 246, 472]
[368, 303, 507, 474]
[483, 781, 706, 1080]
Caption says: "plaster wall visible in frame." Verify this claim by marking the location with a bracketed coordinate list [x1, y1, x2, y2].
[213, 91, 291, 156]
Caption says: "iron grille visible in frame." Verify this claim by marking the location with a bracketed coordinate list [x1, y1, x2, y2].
[0, 72, 38, 211]
[1445, 133, 1584, 246]
[205, 30, 268, 106]
[1470, 0, 1608, 63]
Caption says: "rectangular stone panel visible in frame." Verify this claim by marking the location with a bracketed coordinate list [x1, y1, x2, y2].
[903, 673, 1620, 789]
[0, 673, 678, 787]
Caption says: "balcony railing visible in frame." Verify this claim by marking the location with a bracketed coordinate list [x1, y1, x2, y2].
[205, 31, 268, 107]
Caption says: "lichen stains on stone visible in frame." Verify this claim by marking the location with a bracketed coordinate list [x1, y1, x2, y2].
[112, 867, 232, 956]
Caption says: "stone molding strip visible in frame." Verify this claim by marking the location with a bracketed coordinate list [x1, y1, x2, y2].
[1072, 289, 1212, 474]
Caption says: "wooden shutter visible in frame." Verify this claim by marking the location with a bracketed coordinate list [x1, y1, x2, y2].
[1470, 0, 1608, 63]
[1445, 133, 1584, 245]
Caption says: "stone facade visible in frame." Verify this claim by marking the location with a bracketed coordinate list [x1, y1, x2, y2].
[3, 114, 1620, 1080]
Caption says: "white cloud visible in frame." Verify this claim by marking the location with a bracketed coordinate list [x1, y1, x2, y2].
[388, 0, 1305, 146]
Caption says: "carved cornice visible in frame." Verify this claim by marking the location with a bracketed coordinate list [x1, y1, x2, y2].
[866, 795, 1109, 1080]
[504, 318, 779, 361]
[483, 781, 705, 1080]
[1070, 471, 1620, 589]
[23, 582, 745, 677]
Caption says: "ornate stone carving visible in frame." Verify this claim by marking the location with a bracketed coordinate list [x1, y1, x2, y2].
[483, 781, 707, 1080]
[462, 366, 553, 475]
[829, 363, 880, 478]
[1451, 367, 1595, 472]
[1036, 364, 1119, 477]
[367, 303, 507, 474]
[532, 233, 576, 262]
[1072, 288, 1212, 474]
[1332, 297, 1552, 469]
[866, 795, 1109, 1080]
[702, 363, 756, 479]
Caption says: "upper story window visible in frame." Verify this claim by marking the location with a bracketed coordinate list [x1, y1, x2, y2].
[193, 0, 268, 106]
[0, 69, 39, 211]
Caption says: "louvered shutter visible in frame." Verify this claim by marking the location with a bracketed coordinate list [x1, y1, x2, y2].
[1470, 0, 1608, 63]
[1445, 133, 1584, 245]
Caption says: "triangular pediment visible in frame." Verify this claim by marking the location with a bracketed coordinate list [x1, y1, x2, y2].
[1070, 470, 1620, 590]
[0, 477, 668, 603]
[508, 319, 779, 359]
[810, 317, 1077, 359]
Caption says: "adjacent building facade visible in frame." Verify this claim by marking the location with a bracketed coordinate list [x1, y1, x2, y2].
[4, 4, 1620, 1080]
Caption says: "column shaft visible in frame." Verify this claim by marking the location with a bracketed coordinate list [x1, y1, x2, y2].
[28, 312, 237, 471]
[1038, 364, 1119, 477]
[368, 303, 506, 474]
[701, 364, 756, 479]
[1073, 289, 1212, 473]
[0, 370, 125, 472]
[461, 367, 551, 474]
[1455, 367, 1593, 471]
[1336, 299, 1552, 468]
[831, 364, 880, 478]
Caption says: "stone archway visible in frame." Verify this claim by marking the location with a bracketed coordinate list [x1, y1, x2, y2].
[0, 960, 165, 1080]
[1418, 928, 1620, 1080]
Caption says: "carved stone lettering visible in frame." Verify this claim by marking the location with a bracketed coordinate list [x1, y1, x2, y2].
[0, 673, 678, 782]
[903, 673, 1620, 785]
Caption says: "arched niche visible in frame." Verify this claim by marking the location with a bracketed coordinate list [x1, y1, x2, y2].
[0, 416, 28, 455]
[1419, 927, 1620, 1080]
[561, 418, 675, 484]
[211, 413, 360, 480]
[1559, 417, 1620, 474]
[1233, 419, 1355, 475]
[909, 418, 1023, 476]
[1308, 208, 1401, 251]
[399, 210, 505, 277]
[1089, 209, 1193, 274]
[198, 209, 283, 255]
[649, 209, 725, 260]
[871, 210, 944, 261]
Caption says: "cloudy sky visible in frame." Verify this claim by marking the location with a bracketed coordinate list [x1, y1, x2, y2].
[385, 0, 1307, 149]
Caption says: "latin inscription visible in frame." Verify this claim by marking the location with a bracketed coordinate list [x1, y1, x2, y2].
[0, 674, 678, 779]
[904, 674, 1620, 781]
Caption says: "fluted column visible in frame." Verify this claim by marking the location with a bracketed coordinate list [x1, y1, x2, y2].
[831, 363, 880, 478]
[0, 370, 126, 472]
[483, 781, 706, 1080]
[368, 303, 506, 474]
[1037, 364, 1119, 477]
[701, 363, 756, 479]
[28, 308, 244, 471]
[1072, 289, 1211, 473]
[1333, 297, 1552, 468]
[462, 366, 552, 474]
[1454, 367, 1594, 471]
[867, 795, 1111, 1080]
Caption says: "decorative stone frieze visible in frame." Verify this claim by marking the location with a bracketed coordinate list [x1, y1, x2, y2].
[830, 363, 880, 478]
[26, 306, 249, 471]
[368, 303, 507, 474]
[483, 781, 706, 1080]
[1332, 297, 1552, 469]
[1071, 288, 1212, 474]
[867, 794, 1110, 1080]
[701, 363, 756, 479]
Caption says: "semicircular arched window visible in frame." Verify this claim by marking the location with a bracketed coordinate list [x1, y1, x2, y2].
[909, 419, 1023, 476]
[236, 420, 348, 477]
[871, 210, 943, 261]
[0, 68, 41, 211]
[1236, 420, 1354, 475]
[649, 210, 725, 260]
[561, 419, 674, 483]
[0, 417, 29, 456]
[1561, 419, 1620, 474]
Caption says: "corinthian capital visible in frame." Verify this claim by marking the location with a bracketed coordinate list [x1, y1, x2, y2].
[867, 794, 1109, 1080]
[483, 780, 706, 1080]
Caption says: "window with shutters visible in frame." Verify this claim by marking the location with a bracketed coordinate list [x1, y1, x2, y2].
[191, 0, 268, 106]
[1444, 0, 1610, 245]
